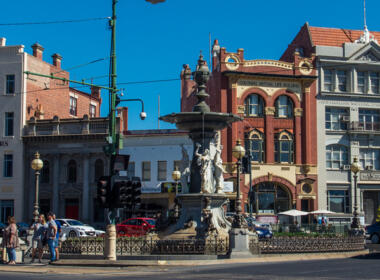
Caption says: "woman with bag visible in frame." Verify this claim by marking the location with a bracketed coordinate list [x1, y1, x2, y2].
[30, 214, 47, 263]
[2, 216, 19, 265]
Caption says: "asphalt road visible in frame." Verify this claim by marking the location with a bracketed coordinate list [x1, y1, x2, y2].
[1, 256, 380, 280]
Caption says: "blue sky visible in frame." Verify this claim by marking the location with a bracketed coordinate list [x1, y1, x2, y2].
[0, 0, 376, 129]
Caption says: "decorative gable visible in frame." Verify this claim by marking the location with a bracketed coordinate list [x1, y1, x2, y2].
[348, 41, 380, 62]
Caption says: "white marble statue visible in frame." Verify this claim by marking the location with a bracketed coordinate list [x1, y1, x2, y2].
[214, 143, 226, 194]
[179, 144, 190, 193]
[195, 143, 213, 193]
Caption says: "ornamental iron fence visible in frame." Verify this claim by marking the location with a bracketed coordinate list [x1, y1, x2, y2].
[58, 236, 229, 256]
[255, 236, 365, 254]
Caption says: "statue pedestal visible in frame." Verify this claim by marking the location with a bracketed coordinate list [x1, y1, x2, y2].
[161, 193, 230, 240]
[228, 228, 258, 258]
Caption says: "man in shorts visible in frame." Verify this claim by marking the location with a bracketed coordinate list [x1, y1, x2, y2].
[46, 212, 57, 263]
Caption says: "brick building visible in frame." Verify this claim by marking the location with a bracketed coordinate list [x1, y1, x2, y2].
[281, 23, 380, 225]
[0, 38, 100, 223]
[181, 41, 317, 223]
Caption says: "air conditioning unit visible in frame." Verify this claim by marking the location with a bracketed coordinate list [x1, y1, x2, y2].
[342, 165, 351, 170]
[341, 116, 350, 122]
[366, 165, 373, 170]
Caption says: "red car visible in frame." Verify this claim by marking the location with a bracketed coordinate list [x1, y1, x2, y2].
[116, 218, 156, 236]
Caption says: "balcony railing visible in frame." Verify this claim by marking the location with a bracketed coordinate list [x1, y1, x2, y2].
[24, 115, 117, 137]
[348, 121, 380, 133]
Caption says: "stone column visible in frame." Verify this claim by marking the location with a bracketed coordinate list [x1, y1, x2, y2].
[294, 108, 303, 164]
[303, 87, 312, 164]
[82, 155, 90, 222]
[265, 107, 275, 163]
[52, 155, 60, 215]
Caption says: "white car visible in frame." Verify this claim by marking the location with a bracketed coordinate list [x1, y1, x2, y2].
[56, 219, 97, 238]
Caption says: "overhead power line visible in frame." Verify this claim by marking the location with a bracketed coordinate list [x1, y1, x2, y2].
[0, 17, 109, 26]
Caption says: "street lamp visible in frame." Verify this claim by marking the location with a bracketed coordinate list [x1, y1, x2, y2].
[172, 166, 181, 196]
[232, 139, 246, 228]
[31, 152, 43, 223]
[351, 157, 361, 229]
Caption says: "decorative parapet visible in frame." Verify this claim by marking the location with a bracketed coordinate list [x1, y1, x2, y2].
[243, 60, 293, 70]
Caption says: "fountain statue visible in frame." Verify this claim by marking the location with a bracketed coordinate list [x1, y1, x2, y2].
[160, 54, 242, 239]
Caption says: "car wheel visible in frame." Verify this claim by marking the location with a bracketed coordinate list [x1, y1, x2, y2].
[371, 233, 380, 244]
[69, 230, 77, 238]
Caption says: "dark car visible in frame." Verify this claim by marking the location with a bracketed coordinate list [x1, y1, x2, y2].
[255, 226, 273, 239]
[116, 218, 156, 236]
[365, 222, 380, 243]
[17, 222, 30, 237]
[0, 222, 6, 235]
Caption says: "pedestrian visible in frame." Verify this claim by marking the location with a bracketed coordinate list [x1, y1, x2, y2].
[2, 216, 19, 265]
[46, 212, 57, 263]
[53, 214, 61, 261]
[30, 214, 47, 263]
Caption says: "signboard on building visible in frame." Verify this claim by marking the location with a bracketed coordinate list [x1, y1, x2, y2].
[360, 171, 380, 181]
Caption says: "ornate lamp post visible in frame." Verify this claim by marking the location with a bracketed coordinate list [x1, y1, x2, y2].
[172, 166, 181, 196]
[31, 152, 43, 223]
[232, 139, 246, 228]
[350, 157, 361, 229]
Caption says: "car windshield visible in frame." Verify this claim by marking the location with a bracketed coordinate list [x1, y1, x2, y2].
[66, 220, 84, 226]
[145, 219, 155, 226]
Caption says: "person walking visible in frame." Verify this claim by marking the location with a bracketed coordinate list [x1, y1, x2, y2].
[30, 214, 47, 263]
[53, 214, 61, 261]
[2, 216, 19, 265]
[46, 212, 57, 263]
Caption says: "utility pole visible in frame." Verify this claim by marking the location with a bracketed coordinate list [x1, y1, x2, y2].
[103, 0, 118, 261]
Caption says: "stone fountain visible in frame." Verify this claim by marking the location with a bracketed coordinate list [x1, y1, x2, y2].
[159, 54, 243, 240]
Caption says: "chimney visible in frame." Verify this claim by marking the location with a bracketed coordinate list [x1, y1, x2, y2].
[91, 86, 101, 99]
[52, 53, 62, 68]
[31, 43, 44, 60]
[0, 38, 6, 47]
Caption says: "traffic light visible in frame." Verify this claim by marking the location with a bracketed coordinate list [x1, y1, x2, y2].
[97, 176, 110, 208]
[132, 177, 142, 209]
[119, 180, 133, 206]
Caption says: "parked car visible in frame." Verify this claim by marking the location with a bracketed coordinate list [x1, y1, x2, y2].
[56, 219, 97, 238]
[116, 218, 156, 236]
[16, 222, 30, 237]
[254, 226, 273, 239]
[365, 222, 380, 243]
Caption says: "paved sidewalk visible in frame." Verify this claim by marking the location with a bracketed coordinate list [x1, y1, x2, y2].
[0, 250, 369, 275]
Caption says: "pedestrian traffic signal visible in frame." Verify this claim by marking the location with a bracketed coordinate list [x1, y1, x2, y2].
[97, 176, 110, 208]
[241, 155, 251, 174]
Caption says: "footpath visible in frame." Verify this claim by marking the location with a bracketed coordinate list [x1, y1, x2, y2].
[0, 250, 370, 275]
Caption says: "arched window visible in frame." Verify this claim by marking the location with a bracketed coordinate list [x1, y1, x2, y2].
[41, 160, 50, 184]
[67, 159, 77, 183]
[274, 131, 294, 163]
[326, 145, 348, 169]
[245, 94, 264, 117]
[275, 95, 293, 118]
[245, 130, 265, 162]
[94, 159, 104, 181]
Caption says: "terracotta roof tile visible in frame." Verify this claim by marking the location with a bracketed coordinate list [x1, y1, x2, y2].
[309, 26, 380, 47]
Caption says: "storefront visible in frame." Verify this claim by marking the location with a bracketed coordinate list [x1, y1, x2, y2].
[359, 184, 380, 225]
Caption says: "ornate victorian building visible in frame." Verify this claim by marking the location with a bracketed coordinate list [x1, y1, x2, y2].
[181, 42, 317, 222]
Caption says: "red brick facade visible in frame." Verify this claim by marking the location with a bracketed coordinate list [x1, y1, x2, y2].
[181, 40, 318, 215]
[25, 43, 101, 120]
